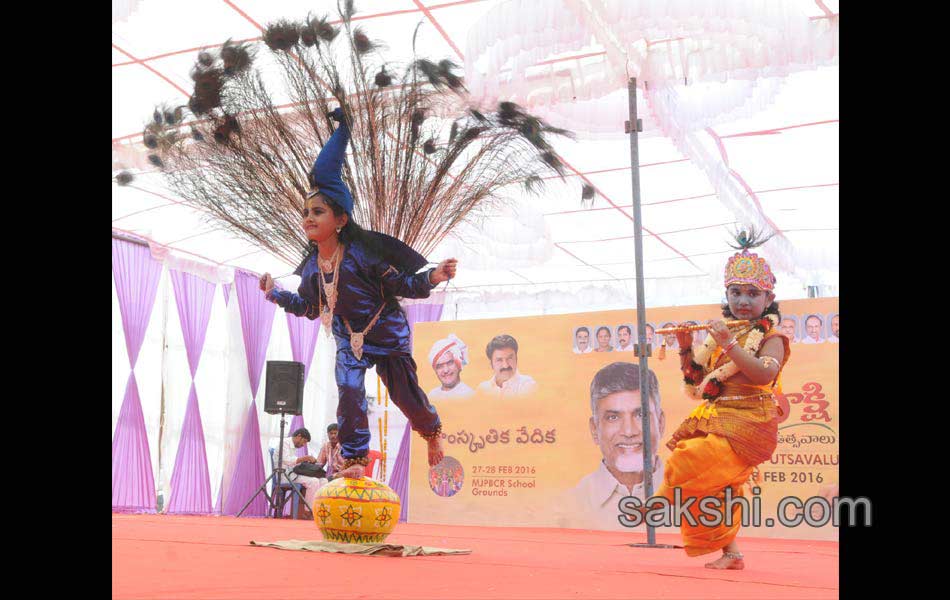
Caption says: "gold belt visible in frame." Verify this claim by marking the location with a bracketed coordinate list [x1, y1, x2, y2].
[691, 392, 773, 420]
[714, 392, 773, 403]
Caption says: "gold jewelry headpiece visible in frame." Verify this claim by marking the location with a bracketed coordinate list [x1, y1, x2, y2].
[724, 227, 776, 291]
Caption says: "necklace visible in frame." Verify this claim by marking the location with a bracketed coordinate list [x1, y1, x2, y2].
[318, 242, 340, 273]
[684, 314, 779, 401]
[342, 303, 386, 361]
[317, 244, 344, 333]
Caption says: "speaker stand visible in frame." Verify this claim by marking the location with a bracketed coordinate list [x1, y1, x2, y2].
[236, 411, 309, 518]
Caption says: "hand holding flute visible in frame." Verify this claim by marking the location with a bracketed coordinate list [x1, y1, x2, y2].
[655, 320, 750, 335]
[656, 320, 751, 353]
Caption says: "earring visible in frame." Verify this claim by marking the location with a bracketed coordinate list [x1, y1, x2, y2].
[336, 227, 342, 233]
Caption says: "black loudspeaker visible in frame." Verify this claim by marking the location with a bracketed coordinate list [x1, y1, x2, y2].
[263, 360, 305, 415]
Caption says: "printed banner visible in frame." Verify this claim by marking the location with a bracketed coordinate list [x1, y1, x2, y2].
[408, 298, 839, 541]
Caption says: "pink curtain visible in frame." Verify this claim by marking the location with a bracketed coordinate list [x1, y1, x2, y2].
[112, 238, 163, 513]
[389, 301, 445, 522]
[165, 270, 216, 514]
[286, 314, 321, 457]
[219, 270, 276, 517]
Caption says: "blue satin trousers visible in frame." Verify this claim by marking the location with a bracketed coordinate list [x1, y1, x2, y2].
[335, 348, 441, 460]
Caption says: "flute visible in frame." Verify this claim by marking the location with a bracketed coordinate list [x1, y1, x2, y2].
[655, 320, 750, 335]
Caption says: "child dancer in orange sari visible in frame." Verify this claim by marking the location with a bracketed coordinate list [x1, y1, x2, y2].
[652, 229, 790, 570]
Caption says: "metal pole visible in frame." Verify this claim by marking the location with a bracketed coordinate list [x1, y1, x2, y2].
[273, 413, 288, 518]
[626, 77, 656, 546]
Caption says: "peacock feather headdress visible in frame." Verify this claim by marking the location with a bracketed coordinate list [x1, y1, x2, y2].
[724, 226, 776, 291]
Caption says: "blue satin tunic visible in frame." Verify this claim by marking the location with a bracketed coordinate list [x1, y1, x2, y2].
[267, 238, 435, 353]
[266, 237, 443, 459]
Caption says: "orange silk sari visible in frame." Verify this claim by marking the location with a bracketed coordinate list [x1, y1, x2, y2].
[654, 329, 790, 556]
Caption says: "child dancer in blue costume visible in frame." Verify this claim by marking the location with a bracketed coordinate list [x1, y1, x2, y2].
[260, 108, 456, 479]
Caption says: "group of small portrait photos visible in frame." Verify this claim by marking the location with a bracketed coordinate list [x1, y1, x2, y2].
[777, 312, 838, 344]
[654, 321, 714, 350]
[572, 323, 659, 354]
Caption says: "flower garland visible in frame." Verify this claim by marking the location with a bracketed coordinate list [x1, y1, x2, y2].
[683, 315, 779, 401]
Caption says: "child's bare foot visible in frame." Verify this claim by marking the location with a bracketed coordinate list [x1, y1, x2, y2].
[427, 435, 444, 467]
[705, 552, 745, 570]
[335, 465, 365, 480]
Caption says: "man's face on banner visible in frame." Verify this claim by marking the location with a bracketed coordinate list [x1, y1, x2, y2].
[806, 316, 822, 341]
[575, 329, 590, 351]
[780, 318, 797, 340]
[661, 324, 676, 347]
[589, 390, 665, 475]
[434, 353, 461, 388]
[831, 315, 839, 338]
[490, 347, 518, 384]
[645, 325, 654, 345]
[617, 327, 631, 347]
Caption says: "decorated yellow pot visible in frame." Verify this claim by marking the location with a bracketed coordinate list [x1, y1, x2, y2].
[312, 477, 401, 543]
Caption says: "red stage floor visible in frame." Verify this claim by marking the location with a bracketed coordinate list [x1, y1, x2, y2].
[112, 514, 838, 599]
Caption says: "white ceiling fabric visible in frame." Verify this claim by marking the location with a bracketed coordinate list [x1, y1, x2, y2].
[112, 0, 839, 313]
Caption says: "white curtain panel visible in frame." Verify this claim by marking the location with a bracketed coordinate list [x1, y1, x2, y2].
[116, 264, 348, 510]
[157, 277, 231, 509]
[112, 266, 166, 503]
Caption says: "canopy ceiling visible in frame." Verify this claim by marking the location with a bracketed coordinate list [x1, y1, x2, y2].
[112, 0, 839, 309]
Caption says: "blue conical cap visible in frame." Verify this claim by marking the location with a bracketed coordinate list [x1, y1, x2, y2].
[309, 107, 353, 215]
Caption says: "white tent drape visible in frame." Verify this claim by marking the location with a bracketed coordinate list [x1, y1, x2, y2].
[113, 258, 342, 512]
